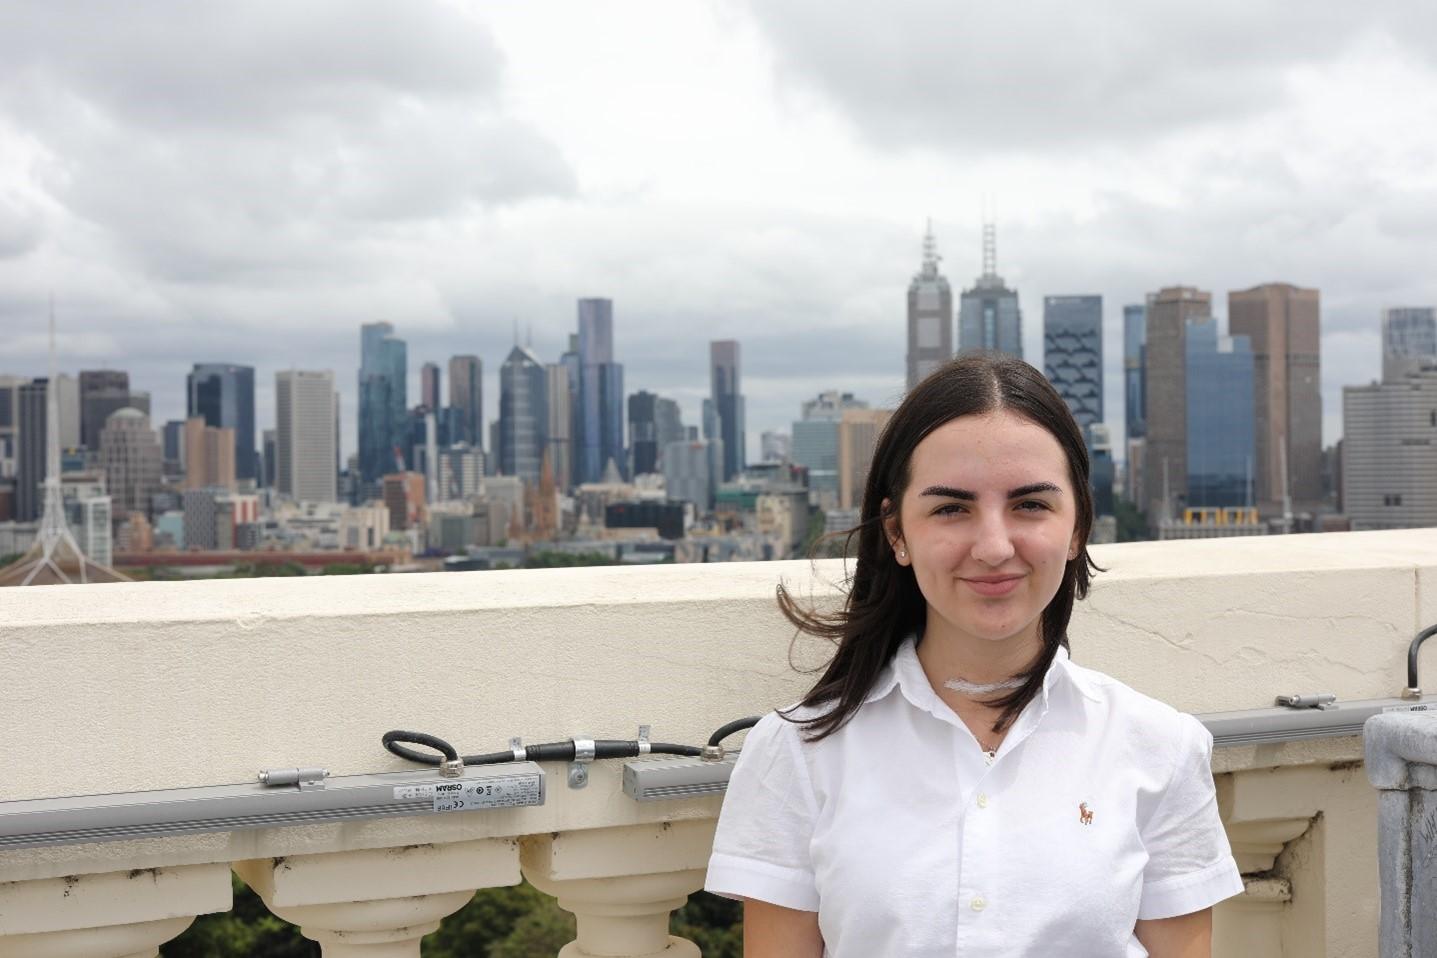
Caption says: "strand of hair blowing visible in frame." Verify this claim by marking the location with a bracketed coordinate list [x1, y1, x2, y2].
[777, 354, 1100, 742]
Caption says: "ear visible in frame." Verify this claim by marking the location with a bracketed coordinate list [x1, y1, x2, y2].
[881, 497, 908, 565]
[1068, 527, 1082, 562]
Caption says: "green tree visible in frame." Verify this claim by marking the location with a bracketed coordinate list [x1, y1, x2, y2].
[0, 552, 20, 569]
[523, 550, 618, 569]
[162, 874, 312, 957]
[227, 561, 308, 578]
[672, 890, 743, 958]
[320, 562, 374, 575]
[1113, 497, 1150, 543]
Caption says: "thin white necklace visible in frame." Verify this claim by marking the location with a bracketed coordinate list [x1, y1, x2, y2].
[944, 675, 1026, 695]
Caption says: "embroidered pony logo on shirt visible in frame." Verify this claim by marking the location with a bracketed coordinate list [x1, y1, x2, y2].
[1078, 802, 1094, 825]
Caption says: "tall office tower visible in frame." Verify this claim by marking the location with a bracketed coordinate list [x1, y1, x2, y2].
[663, 437, 723, 512]
[186, 364, 257, 481]
[793, 391, 870, 510]
[1043, 295, 1104, 430]
[655, 398, 685, 452]
[276, 370, 339, 503]
[837, 408, 893, 510]
[182, 417, 236, 491]
[53, 373, 79, 450]
[710, 340, 745, 480]
[448, 355, 483, 448]
[1086, 423, 1116, 517]
[628, 390, 661, 477]
[16, 379, 48, 521]
[0, 376, 23, 478]
[907, 223, 953, 391]
[1184, 318, 1255, 508]
[576, 299, 625, 483]
[958, 221, 1022, 357]
[543, 363, 573, 492]
[358, 322, 408, 484]
[1341, 370, 1437, 529]
[420, 362, 441, 412]
[382, 472, 427, 531]
[498, 346, 548, 484]
[261, 429, 277, 488]
[161, 420, 185, 473]
[1228, 283, 1322, 511]
[1123, 304, 1147, 442]
[1382, 307, 1437, 382]
[99, 408, 163, 518]
[1144, 286, 1212, 520]
[79, 370, 131, 451]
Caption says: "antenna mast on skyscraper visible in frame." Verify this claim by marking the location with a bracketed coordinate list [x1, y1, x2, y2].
[981, 195, 997, 279]
[922, 218, 939, 270]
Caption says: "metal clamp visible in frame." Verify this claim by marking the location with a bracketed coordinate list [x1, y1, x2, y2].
[568, 737, 596, 789]
[509, 736, 525, 762]
[257, 767, 329, 791]
[637, 725, 651, 755]
[1275, 693, 1338, 711]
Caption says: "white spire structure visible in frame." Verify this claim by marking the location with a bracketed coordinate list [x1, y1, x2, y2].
[0, 301, 129, 587]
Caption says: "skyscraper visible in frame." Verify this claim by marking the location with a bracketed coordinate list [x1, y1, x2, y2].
[907, 223, 953, 391]
[0, 376, 24, 480]
[1228, 283, 1322, 511]
[16, 379, 48, 521]
[710, 340, 745, 481]
[99, 407, 163, 518]
[1185, 317, 1255, 508]
[1381, 307, 1437, 382]
[1123, 304, 1147, 442]
[182, 417, 236, 492]
[958, 221, 1022, 357]
[186, 364, 257, 482]
[359, 322, 407, 483]
[793, 391, 869, 510]
[576, 299, 624, 483]
[1342, 369, 1437, 529]
[837, 408, 893, 510]
[1043, 295, 1103, 430]
[1144, 286, 1212, 519]
[544, 363, 573, 491]
[79, 370, 131, 452]
[498, 346, 548, 484]
[420, 362, 441, 412]
[448, 355, 483, 449]
[276, 370, 339, 503]
[628, 390, 661, 477]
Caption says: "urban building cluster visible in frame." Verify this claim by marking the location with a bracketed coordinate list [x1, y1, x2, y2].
[2, 228, 1435, 580]
[906, 224, 1437, 540]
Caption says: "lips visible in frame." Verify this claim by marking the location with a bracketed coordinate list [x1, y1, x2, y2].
[962, 575, 1024, 597]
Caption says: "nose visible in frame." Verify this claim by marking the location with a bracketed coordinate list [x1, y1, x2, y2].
[970, 512, 1016, 567]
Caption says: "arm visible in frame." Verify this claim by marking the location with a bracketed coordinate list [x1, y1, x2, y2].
[744, 898, 824, 958]
[1134, 907, 1212, 958]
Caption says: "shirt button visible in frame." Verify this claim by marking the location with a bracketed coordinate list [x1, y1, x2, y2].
[971, 897, 987, 912]
[976, 792, 989, 808]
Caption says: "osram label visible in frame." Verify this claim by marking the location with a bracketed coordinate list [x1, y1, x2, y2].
[393, 775, 542, 812]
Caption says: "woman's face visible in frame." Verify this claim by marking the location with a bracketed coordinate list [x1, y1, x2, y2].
[885, 409, 1081, 650]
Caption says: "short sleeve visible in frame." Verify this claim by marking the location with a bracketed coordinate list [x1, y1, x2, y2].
[1137, 713, 1245, 920]
[704, 711, 821, 911]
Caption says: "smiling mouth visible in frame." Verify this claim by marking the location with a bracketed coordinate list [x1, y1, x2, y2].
[962, 576, 1024, 597]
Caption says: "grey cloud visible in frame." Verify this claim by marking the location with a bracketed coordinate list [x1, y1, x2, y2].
[0, 193, 42, 259]
[746, 1, 1437, 152]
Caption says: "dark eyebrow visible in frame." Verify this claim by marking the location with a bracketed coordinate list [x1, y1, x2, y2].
[919, 482, 1063, 500]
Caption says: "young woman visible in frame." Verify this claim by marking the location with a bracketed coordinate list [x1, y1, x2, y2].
[705, 354, 1242, 957]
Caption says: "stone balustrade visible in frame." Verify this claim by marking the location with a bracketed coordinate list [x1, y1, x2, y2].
[1, 528, 1434, 957]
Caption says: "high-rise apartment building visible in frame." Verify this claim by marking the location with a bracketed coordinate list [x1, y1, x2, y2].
[16, 379, 48, 521]
[99, 407, 163, 518]
[79, 370, 134, 451]
[0, 376, 24, 481]
[710, 340, 745, 481]
[907, 224, 953, 391]
[498, 346, 548, 485]
[837, 408, 893, 510]
[186, 364, 257, 482]
[448, 355, 483, 449]
[1228, 283, 1322, 511]
[1341, 370, 1437, 529]
[958, 222, 1022, 357]
[1144, 286, 1212, 520]
[1123, 304, 1147, 443]
[1382, 307, 1437, 382]
[420, 362, 441, 412]
[182, 417, 236, 491]
[1185, 318, 1255, 508]
[276, 370, 338, 503]
[1043, 295, 1103, 430]
[576, 299, 625, 483]
[358, 322, 408, 484]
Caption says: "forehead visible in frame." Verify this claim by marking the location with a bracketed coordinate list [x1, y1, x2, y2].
[906, 410, 1070, 490]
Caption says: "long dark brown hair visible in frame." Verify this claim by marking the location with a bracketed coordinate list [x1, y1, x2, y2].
[778, 352, 1100, 741]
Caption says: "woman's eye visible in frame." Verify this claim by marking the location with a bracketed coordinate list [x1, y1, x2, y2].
[1016, 499, 1050, 512]
[934, 503, 967, 516]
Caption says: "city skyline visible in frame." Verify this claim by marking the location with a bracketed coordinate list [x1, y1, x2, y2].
[2, 3, 1436, 455]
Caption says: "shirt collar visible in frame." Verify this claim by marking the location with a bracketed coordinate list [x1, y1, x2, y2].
[864, 634, 1102, 711]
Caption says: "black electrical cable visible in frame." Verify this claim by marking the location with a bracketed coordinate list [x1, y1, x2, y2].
[381, 731, 702, 768]
[708, 716, 761, 748]
[1408, 622, 1437, 691]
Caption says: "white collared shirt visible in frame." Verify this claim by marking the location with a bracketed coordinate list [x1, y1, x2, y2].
[705, 638, 1243, 957]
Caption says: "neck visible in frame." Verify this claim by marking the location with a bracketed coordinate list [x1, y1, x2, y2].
[915, 614, 1044, 700]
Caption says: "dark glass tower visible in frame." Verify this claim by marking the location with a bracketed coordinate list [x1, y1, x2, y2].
[186, 363, 257, 481]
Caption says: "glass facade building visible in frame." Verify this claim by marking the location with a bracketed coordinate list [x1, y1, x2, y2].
[576, 299, 625, 483]
[1042, 295, 1103, 430]
[1185, 318, 1255, 508]
[1123, 304, 1146, 441]
[186, 364, 257, 482]
[358, 322, 407, 483]
[498, 346, 548, 484]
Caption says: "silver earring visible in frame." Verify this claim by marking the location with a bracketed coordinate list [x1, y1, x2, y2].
[898, 549, 907, 559]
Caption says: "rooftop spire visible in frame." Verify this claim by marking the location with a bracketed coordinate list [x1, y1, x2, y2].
[982, 219, 997, 279]
[921, 219, 940, 277]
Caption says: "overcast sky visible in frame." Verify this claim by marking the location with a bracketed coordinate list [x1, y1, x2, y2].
[2, 1, 1435, 461]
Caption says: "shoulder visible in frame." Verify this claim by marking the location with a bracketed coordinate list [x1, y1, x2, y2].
[1063, 660, 1210, 762]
